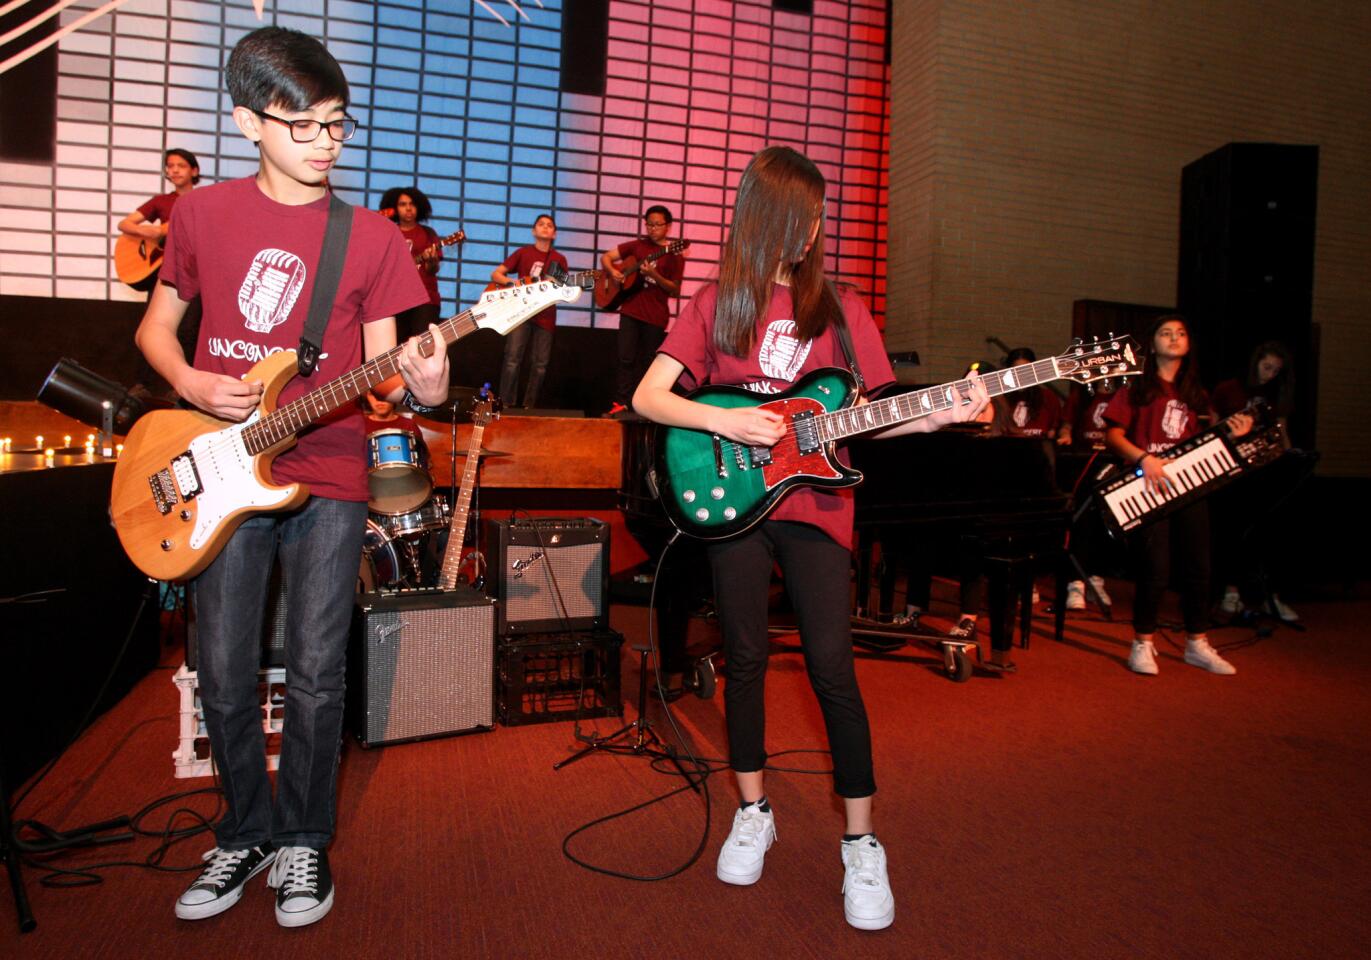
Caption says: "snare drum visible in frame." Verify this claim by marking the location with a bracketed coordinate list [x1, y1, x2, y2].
[360, 518, 404, 591]
[366, 427, 432, 515]
[380, 494, 450, 539]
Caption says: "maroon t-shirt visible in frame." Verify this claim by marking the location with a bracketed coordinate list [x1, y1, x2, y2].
[398, 224, 441, 307]
[1063, 387, 1115, 446]
[137, 190, 180, 224]
[615, 238, 684, 328]
[1008, 387, 1063, 438]
[1103, 380, 1211, 455]
[660, 282, 894, 549]
[501, 245, 569, 330]
[159, 177, 429, 501]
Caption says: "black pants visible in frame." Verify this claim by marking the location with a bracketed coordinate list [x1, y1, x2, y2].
[614, 315, 666, 406]
[1131, 500, 1211, 634]
[707, 521, 876, 798]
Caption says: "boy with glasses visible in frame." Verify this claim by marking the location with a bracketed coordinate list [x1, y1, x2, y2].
[134, 26, 450, 928]
[600, 205, 684, 416]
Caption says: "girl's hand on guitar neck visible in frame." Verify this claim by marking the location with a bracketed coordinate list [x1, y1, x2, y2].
[923, 370, 990, 429]
[176, 369, 265, 422]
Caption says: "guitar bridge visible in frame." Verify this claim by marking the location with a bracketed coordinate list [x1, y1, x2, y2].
[148, 469, 177, 515]
[711, 434, 730, 478]
[170, 451, 203, 500]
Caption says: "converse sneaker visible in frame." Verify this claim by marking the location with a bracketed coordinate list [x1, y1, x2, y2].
[1128, 639, 1159, 675]
[1065, 581, 1087, 611]
[1267, 594, 1300, 623]
[841, 835, 895, 930]
[1219, 587, 1244, 615]
[1087, 576, 1112, 607]
[268, 846, 334, 928]
[716, 802, 776, 886]
[948, 616, 977, 639]
[1184, 636, 1236, 675]
[175, 844, 276, 920]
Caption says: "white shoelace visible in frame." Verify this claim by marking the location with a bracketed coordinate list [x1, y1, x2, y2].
[844, 843, 885, 889]
[269, 846, 319, 896]
[728, 810, 769, 848]
[194, 848, 250, 889]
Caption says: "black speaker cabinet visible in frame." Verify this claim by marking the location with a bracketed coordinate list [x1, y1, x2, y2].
[486, 517, 609, 635]
[348, 587, 497, 746]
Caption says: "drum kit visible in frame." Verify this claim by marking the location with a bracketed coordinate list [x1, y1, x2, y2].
[358, 387, 503, 591]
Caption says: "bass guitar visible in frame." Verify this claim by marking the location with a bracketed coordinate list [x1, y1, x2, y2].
[593, 238, 690, 310]
[110, 279, 583, 581]
[435, 393, 500, 591]
[113, 233, 165, 291]
[654, 336, 1141, 540]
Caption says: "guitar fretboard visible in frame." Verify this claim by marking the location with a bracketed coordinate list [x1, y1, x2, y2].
[815, 357, 1060, 443]
[240, 309, 481, 455]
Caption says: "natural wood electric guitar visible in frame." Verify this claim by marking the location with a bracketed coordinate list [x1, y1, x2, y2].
[110, 280, 583, 581]
[435, 394, 500, 591]
[654, 336, 1141, 540]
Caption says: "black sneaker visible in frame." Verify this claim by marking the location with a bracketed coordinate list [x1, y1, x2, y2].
[175, 844, 276, 920]
[268, 846, 334, 928]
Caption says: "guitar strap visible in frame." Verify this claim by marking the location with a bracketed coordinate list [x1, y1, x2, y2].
[297, 194, 353, 377]
[831, 312, 866, 395]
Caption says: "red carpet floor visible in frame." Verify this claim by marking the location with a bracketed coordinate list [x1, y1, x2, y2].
[4, 585, 1369, 959]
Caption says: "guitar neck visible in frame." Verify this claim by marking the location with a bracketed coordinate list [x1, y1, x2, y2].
[239, 310, 481, 456]
[436, 422, 486, 591]
[816, 357, 1063, 443]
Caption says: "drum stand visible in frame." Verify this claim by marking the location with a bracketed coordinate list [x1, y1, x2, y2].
[554, 646, 700, 791]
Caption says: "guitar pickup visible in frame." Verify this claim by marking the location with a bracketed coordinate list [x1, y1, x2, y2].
[170, 451, 203, 500]
[749, 446, 772, 467]
[148, 468, 178, 515]
[792, 410, 821, 454]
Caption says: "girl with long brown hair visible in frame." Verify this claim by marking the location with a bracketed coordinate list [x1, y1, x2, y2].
[633, 146, 988, 930]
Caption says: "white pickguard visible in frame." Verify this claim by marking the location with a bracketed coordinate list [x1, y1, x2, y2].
[185, 413, 297, 549]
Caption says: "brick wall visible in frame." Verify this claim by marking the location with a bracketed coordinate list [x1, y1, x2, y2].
[888, 0, 1371, 476]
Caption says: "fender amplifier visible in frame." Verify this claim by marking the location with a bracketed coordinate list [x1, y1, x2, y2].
[486, 517, 609, 635]
[348, 587, 497, 746]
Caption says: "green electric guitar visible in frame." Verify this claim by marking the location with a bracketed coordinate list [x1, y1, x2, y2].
[654, 335, 1141, 540]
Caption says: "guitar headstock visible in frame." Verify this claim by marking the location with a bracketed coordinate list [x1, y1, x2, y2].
[666, 238, 690, 256]
[442, 230, 465, 247]
[470, 394, 502, 426]
[1053, 334, 1141, 386]
[474, 279, 583, 335]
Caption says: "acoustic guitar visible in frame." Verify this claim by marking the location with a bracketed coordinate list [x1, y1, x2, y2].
[593, 238, 690, 311]
[413, 229, 464, 265]
[113, 233, 165, 291]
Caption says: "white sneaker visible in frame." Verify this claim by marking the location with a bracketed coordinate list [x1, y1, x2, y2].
[841, 836, 894, 930]
[1220, 588, 1244, 615]
[1065, 581, 1086, 611]
[1087, 576, 1112, 607]
[1267, 594, 1299, 622]
[1128, 639, 1159, 675]
[716, 804, 776, 886]
[1184, 636, 1236, 675]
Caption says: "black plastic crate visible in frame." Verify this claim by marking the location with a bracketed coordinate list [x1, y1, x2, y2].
[496, 629, 623, 726]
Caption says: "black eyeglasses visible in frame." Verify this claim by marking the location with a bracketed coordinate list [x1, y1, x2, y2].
[254, 110, 359, 143]
[644, 220, 669, 228]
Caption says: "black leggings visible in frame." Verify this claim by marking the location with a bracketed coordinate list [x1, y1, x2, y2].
[707, 521, 875, 798]
[1131, 500, 1211, 635]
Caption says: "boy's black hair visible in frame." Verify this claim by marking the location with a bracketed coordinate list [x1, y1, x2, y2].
[164, 148, 201, 185]
[643, 204, 673, 224]
[226, 26, 350, 113]
[379, 186, 433, 223]
[533, 213, 556, 228]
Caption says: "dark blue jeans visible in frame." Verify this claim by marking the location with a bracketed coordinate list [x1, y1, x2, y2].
[498, 322, 553, 408]
[192, 497, 367, 850]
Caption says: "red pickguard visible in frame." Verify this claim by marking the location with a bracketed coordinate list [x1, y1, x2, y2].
[757, 396, 842, 490]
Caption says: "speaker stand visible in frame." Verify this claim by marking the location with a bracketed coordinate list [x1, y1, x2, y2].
[553, 645, 700, 791]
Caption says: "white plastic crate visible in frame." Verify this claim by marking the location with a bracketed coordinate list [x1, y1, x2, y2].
[172, 663, 286, 779]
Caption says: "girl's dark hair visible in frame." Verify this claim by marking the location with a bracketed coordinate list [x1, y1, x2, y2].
[164, 148, 200, 185]
[379, 186, 432, 223]
[226, 26, 350, 113]
[1129, 314, 1207, 410]
[1247, 340, 1295, 417]
[714, 146, 842, 358]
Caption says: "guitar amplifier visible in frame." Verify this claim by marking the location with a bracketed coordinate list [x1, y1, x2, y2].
[348, 587, 497, 747]
[486, 518, 609, 635]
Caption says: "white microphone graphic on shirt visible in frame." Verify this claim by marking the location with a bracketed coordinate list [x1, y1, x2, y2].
[238, 248, 307, 334]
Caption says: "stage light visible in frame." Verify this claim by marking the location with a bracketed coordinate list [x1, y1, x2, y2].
[36, 358, 154, 435]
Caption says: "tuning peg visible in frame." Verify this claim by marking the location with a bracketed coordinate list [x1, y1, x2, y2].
[1086, 382, 1096, 395]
